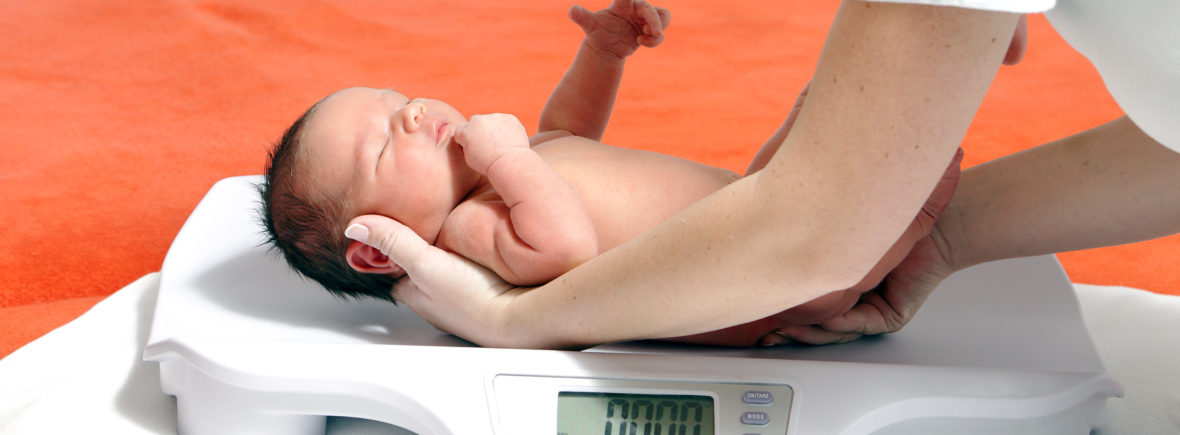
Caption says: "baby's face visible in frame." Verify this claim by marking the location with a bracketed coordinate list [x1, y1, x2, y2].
[300, 87, 477, 244]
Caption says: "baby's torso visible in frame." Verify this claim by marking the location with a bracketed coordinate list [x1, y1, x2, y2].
[537, 136, 739, 250]
[485, 135, 740, 252]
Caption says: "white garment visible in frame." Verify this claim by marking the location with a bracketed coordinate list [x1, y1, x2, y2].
[1046, 0, 1180, 152]
[862, 0, 1054, 13]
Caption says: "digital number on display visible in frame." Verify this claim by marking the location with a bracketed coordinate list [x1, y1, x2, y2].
[557, 392, 715, 435]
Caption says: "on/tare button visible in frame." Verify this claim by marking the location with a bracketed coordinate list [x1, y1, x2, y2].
[742, 390, 774, 405]
[741, 411, 770, 426]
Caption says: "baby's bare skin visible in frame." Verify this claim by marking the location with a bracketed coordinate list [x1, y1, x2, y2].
[439, 132, 863, 341]
[533, 135, 740, 251]
[435, 132, 738, 281]
[328, 0, 966, 347]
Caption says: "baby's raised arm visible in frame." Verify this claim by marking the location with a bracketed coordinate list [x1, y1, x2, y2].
[443, 114, 598, 285]
[537, 0, 669, 141]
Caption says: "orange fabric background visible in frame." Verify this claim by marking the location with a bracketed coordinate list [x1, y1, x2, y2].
[2, 1, 1177, 359]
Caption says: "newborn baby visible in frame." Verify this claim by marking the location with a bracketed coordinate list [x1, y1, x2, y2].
[260, 0, 960, 346]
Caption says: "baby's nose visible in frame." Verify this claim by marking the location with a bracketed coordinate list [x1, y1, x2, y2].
[399, 102, 427, 133]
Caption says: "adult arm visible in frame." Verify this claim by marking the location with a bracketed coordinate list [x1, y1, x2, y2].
[672, 148, 962, 347]
[745, 15, 1026, 176]
[351, 1, 1021, 349]
[939, 117, 1180, 270]
[778, 116, 1180, 344]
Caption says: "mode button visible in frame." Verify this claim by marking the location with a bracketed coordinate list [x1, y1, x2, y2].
[741, 411, 770, 426]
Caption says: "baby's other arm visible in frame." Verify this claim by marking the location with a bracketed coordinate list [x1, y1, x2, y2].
[537, 0, 669, 142]
[450, 114, 598, 285]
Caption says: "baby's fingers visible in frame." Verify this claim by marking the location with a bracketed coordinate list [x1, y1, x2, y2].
[568, 4, 597, 34]
[634, 1, 670, 47]
[655, 6, 671, 31]
[635, 1, 662, 36]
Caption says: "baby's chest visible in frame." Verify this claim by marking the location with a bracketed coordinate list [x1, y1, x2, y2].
[537, 142, 738, 248]
[542, 145, 733, 209]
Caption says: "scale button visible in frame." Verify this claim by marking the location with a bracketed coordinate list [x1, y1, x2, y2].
[742, 390, 774, 405]
[741, 411, 770, 426]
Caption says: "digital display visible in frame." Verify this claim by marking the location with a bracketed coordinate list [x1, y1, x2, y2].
[557, 392, 715, 435]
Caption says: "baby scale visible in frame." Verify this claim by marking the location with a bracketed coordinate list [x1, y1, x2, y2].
[144, 176, 1122, 434]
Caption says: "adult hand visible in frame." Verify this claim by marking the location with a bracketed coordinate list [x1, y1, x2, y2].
[763, 226, 956, 345]
[570, 0, 671, 58]
[755, 149, 962, 346]
[847, 147, 962, 290]
[676, 149, 963, 347]
[344, 215, 523, 347]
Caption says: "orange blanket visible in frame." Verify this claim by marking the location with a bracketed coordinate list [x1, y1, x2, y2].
[2, 0, 1176, 358]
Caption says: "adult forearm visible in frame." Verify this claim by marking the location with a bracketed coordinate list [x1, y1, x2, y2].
[538, 41, 625, 140]
[941, 117, 1180, 271]
[753, 2, 1018, 291]
[491, 2, 1021, 348]
[498, 178, 831, 348]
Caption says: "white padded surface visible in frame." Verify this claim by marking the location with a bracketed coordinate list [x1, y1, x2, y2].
[3, 278, 1177, 434]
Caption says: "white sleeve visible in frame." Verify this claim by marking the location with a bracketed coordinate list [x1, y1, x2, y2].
[1046, 0, 1180, 152]
[861, 0, 1054, 13]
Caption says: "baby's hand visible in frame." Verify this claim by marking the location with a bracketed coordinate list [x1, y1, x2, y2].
[570, 0, 670, 59]
[454, 113, 530, 174]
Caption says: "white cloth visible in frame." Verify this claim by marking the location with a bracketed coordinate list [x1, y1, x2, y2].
[1045, 0, 1180, 152]
[861, 0, 1054, 13]
[0, 274, 176, 435]
[2, 273, 1178, 434]
[1075, 284, 1180, 433]
[0, 273, 406, 435]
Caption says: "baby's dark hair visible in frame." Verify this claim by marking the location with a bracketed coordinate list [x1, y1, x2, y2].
[259, 103, 396, 302]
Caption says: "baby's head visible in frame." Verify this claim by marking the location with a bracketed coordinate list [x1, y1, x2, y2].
[260, 87, 477, 301]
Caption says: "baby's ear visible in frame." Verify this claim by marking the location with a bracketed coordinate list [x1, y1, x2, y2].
[345, 240, 405, 276]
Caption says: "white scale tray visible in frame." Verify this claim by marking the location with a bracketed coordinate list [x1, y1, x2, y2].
[144, 176, 1122, 434]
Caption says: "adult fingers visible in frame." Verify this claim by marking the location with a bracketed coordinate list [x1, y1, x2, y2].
[345, 214, 438, 281]
[816, 283, 924, 338]
[771, 325, 863, 346]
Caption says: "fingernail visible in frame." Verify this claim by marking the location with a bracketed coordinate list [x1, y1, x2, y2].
[345, 223, 370, 243]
